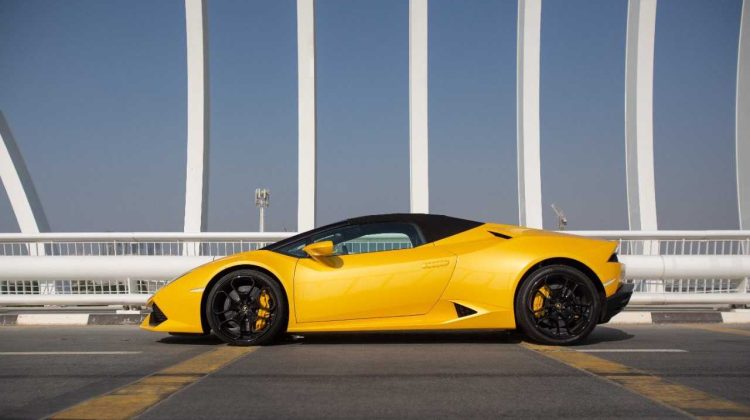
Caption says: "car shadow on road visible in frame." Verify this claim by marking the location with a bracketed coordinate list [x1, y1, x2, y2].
[158, 333, 224, 345]
[283, 330, 524, 345]
[574, 326, 635, 345]
[289, 326, 634, 346]
[156, 327, 634, 346]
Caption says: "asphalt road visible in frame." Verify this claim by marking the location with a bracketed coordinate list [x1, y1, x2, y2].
[0, 324, 748, 419]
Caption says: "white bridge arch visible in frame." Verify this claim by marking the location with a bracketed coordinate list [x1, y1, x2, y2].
[1, 0, 748, 233]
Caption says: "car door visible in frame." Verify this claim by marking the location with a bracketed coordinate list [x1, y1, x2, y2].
[292, 222, 457, 323]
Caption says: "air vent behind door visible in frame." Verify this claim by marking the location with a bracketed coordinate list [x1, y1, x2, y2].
[454, 303, 477, 318]
[489, 231, 512, 239]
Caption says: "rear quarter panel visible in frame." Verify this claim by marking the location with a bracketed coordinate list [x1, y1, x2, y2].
[434, 225, 620, 328]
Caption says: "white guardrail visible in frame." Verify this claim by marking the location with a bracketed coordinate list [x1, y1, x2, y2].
[0, 231, 748, 306]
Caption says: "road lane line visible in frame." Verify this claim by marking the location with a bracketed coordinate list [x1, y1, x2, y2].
[575, 349, 687, 353]
[50, 345, 256, 420]
[0, 351, 142, 355]
[679, 324, 750, 338]
[521, 342, 750, 419]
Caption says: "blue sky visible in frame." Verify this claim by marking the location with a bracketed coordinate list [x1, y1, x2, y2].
[0, 0, 743, 232]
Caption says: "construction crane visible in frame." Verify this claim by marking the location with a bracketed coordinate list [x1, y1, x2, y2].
[551, 203, 568, 231]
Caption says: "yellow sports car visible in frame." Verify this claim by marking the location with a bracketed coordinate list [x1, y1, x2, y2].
[141, 214, 632, 345]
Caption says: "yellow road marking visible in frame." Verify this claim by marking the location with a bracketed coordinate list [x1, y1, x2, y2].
[50, 346, 256, 420]
[521, 342, 750, 419]
[678, 324, 750, 338]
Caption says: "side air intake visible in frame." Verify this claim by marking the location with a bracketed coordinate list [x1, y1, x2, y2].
[489, 231, 511, 239]
[454, 303, 477, 318]
[149, 304, 168, 326]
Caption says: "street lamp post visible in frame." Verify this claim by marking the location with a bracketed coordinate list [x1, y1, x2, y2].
[255, 188, 270, 232]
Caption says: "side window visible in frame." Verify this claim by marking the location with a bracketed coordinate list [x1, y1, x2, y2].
[335, 223, 421, 255]
[278, 222, 424, 257]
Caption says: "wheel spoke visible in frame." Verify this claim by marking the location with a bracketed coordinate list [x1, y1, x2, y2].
[561, 318, 572, 334]
[214, 290, 231, 303]
[213, 307, 236, 316]
[243, 317, 251, 333]
[249, 286, 261, 302]
[569, 283, 579, 297]
[225, 326, 241, 338]
[219, 317, 238, 328]
[542, 275, 552, 292]
[227, 290, 241, 303]
[212, 292, 233, 314]
[536, 309, 554, 326]
[229, 278, 249, 302]
[231, 275, 256, 291]
[561, 277, 572, 299]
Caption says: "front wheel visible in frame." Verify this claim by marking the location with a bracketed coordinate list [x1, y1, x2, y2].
[205, 269, 287, 346]
[515, 265, 601, 345]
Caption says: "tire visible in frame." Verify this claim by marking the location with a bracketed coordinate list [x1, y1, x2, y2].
[514, 264, 601, 345]
[205, 269, 288, 346]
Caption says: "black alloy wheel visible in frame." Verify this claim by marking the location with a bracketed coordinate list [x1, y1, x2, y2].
[206, 269, 287, 346]
[515, 264, 601, 345]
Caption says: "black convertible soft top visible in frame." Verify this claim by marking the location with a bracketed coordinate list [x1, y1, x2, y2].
[345, 214, 482, 243]
[263, 213, 483, 251]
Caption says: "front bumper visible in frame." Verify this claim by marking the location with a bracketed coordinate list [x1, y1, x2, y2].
[139, 293, 205, 333]
[599, 283, 634, 324]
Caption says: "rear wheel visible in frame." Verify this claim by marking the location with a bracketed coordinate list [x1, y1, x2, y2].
[206, 269, 287, 346]
[515, 265, 601, 345]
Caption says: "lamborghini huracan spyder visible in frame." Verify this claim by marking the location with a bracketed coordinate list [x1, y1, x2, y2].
[141, 214, 633, 345]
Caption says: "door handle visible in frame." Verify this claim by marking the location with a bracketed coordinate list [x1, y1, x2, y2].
[422, 260, 449, 269]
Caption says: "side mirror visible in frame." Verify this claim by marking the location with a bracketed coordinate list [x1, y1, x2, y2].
[303, 240, 335, 259]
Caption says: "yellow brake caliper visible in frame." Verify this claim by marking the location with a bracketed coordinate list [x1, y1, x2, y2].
[532, 286, 551, 318]
[254, 290, 272, 331]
